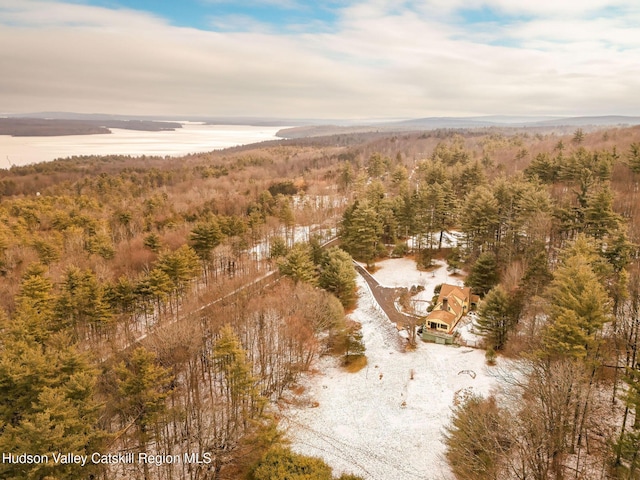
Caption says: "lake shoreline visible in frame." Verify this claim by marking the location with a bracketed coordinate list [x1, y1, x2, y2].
[1, 123, 287, 167]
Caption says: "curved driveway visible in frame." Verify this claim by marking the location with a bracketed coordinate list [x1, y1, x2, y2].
[352, 261, 422, 329]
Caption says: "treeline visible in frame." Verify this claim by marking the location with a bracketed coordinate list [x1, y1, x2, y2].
[339, 135, 633, 267]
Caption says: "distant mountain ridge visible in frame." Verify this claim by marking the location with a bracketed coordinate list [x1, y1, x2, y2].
[2, 112, 640, 138]
[276, 115, 640, 139]
[391, 115, 640, 128]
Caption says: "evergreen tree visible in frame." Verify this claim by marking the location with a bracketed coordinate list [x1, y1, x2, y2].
[461, 186, 500, 253]
[115, 346, 172, 479]
[32, 237, 61, 265]
[250, 447, 333, 480]
[615, 367, 640, 475]
[519, 245, 553, 297]
[55, 267, 112, 339]
[0, 306, 106, 480]
[628, 142, 640, 173]
[212, 325, 268, 473]
[583, 182, 622, 240]
[15, 263, 54, 325]
[143, 232, 161, 252]
[340, 201, 383, 268]
[446, 248, 463, 275]
[278, 243, 318, 285]
[366, 152, 387, 179]
[338, 161, 355, 192]
[318, 247, 357, 308]
[190, 217, 223, 263]
[524, 152, 559, 183]
[269, 236, 288, 259]
[104, 275, 137, 315]
[156, 245, 200, 295]
[542, 250, 611, 360]
[466, 252, 499, 297]
[477, 285, 516, 350]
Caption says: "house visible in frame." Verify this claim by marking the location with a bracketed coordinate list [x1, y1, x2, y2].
[423, 284, 475, 334]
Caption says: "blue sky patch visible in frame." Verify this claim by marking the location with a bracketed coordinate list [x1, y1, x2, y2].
[456, 5, 532, 26]
[82, 0, 340, 32]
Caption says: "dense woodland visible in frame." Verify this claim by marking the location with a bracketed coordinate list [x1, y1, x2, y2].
[1, 125, 640, 479]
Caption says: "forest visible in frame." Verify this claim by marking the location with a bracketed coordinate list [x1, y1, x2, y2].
[1, 123, 640, 480]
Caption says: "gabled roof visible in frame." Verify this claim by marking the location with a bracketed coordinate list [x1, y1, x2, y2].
[426, 284, 472, 331]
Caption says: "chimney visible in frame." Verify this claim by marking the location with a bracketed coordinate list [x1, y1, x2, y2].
[442, 297, 448, 311]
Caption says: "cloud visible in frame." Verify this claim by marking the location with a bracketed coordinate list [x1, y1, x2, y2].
[1, 0, 639, 118]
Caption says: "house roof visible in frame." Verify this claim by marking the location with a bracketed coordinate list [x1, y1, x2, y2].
[440, 284, 471, 303]
[426, 309, 456, 325]
[426, 283, 472, 331]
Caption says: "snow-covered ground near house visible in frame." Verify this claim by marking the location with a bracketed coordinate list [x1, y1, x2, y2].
[282, 265, 500, 480]
[370, 258, 465, 316]
[406, 231, 463, 250]
[455, 312, 485, 348]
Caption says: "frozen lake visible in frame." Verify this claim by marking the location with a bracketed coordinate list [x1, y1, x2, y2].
[0, 122, 286, 167]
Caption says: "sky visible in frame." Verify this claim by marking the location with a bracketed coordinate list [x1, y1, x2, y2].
[1, 0, 640, 120]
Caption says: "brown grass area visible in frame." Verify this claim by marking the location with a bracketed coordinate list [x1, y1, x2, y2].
[343, 355, 368, 373]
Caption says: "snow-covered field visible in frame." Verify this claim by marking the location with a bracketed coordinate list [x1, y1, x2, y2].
[282, 258, 499, 480]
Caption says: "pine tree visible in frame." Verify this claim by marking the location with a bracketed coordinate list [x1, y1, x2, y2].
[583, 182, 622, 240]
[115, 346, 172, 478]
[477, 285, 515, 350]
[340, 201, 383, 268]
[0, 307, 106, 480]
[461, 186, 500, 253]
[466, 252, 499, 297]
[542, 250, 611, 360]
[156, 245, 201, 296]
[190, 217, 223, 263]
[143, 232, 161, 252]
[319, 247, 357, 308]
[269, 236, 288, 259]
[628, 142, 640, 173]
[55, 267, 112, 339]
[519, 246, 553, 297]
[250, 447, 333, 480]
[615, 367, 640, 476]
[278, 243, 318, 285]
[211, 325, 267, 474]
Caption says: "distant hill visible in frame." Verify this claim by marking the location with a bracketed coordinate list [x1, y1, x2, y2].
[391, 115, 640, 128]
[0, 118, 182, 137]
[529, 115, 640, 127]
[277, 115, 640, 139]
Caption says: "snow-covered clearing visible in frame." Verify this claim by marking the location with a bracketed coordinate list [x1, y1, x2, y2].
[370, 258, 465, 316]
[282, 258, 500, 480]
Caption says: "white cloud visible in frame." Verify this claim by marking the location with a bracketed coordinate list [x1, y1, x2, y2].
[1, 0, 639, 118]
